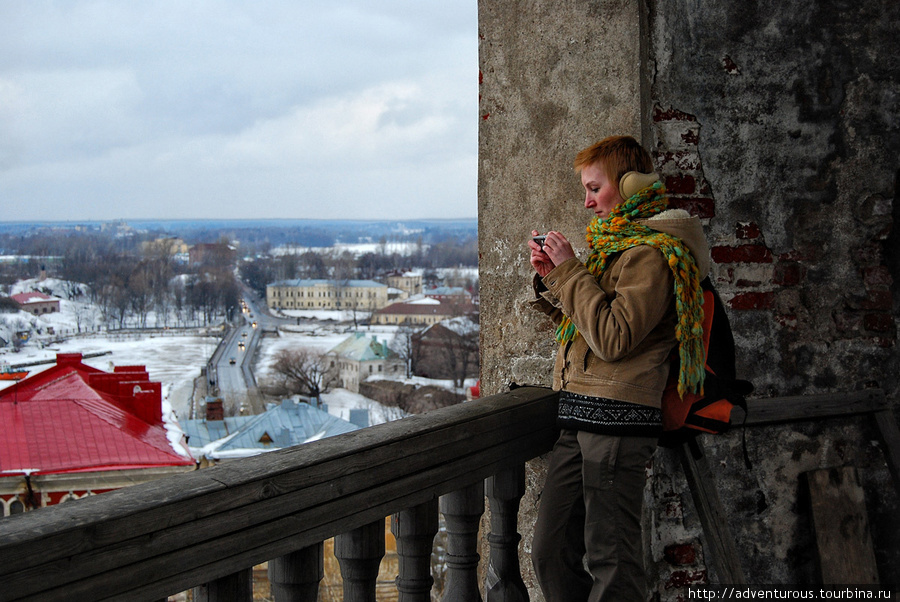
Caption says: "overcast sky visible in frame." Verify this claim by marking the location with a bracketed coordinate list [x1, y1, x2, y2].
[0, 1, 478, 222]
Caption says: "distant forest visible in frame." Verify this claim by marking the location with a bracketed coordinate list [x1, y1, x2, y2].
[0, 219, 478, 329]
[0, 218, 477, 251]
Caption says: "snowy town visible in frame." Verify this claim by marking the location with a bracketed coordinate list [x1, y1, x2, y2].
[0, 222, 479, 600]
[3, 0, 899, 600]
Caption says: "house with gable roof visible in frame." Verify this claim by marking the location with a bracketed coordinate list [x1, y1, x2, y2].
[370, 296, 477, 326]
[325, 332, 405, 393]
[412, 316, 480, 385]
[11, 291, 60, 316]
[0, 353, 194, 517]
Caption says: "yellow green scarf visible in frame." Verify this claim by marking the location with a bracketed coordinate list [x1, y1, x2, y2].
[555, 181, 705, 398]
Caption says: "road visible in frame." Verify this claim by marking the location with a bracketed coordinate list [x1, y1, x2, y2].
[211, 289, 287, 416]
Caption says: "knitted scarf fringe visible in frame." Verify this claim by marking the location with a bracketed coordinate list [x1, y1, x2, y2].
[555, 181, 706, 398]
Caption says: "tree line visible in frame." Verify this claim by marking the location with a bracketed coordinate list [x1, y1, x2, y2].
[0, 230, 241, 330]
[0, 227, 478, 333]
[239, 234, 478, 298]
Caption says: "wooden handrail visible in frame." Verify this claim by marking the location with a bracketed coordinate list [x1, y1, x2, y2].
[0, 386, 559, 602]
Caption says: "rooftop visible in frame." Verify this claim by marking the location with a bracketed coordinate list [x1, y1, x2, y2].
[10, 291, 57, 305]
[182, 399, 361, 460]
[0, 353, 193, 477]
[327, 332, 398, 362]
[269, 279, 386, 288]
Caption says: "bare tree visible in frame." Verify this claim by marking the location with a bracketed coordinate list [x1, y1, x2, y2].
[391, 321, 425, 378]
[270, 347, 340, 400]
[128, 269, 153, 328]
[72, 301, 98, 334]
[170, 278, 188, 327]
[298, 251, 326, 279]
[328, 250, 358, 324]
[154, 279, 173, 328]
[99, 278, 131, 329]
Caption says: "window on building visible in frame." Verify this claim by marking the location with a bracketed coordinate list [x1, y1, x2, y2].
[9, 499, 25, 514]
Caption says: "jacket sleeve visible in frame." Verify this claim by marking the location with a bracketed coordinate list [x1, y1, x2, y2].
[528, 273, 565, 325]
[541, 249, 674, 362]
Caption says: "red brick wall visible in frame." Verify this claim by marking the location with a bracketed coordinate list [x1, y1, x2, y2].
[649, 99, 898, 593]
[652, 103, 895, 351]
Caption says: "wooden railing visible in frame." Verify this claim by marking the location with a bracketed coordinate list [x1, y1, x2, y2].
[0, 386, 559, 602]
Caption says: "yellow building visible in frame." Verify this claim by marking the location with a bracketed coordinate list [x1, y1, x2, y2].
[140, 236, 189, 256]
[267, 279, 389, 311]
[384, 270, 423, 296]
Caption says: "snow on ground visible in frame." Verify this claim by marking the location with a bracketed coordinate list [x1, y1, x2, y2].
[3, 326, 413, 426]
[0, 334, 216, 416]
[319, 388, 407, 426]
[436, 266, 478, 280]
[2, 278, 470, 429]
[271, 240, 425, 259]
[254, 310, 401, 381]
[366, 373, 477, 396]
[276, 308, 354, 322]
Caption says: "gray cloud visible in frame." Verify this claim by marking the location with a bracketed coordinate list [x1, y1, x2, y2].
[0, 1, 477, 220]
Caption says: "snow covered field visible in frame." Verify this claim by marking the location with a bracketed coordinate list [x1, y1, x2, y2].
[1, 279, 473, 428]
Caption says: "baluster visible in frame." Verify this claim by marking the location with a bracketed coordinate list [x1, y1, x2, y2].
[485, 464, 529, 602]
[392, 498, 440, 602]
[440, 481, 485, 602]
[192, 568, 253, 602]
[334, 519, 386, 602]
[268, 541, 324, 602]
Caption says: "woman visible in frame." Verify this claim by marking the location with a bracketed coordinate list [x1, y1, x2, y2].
[528, 135, 710, 601]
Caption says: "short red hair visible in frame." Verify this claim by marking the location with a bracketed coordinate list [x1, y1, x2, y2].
[573, 135, 654, 184]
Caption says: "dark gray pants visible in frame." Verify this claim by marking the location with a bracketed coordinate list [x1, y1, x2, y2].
[532, 429, 657, 602]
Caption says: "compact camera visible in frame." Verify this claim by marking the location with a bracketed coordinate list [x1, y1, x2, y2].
[532, 235, 547, 248]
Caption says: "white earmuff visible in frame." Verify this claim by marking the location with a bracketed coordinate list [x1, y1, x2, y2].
[619, 171, 660, 201]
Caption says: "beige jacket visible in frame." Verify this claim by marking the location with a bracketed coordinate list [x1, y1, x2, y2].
[530, 210, 710, 408]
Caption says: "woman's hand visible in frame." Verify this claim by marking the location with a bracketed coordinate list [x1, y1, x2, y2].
[543, 230, 576, 267]
[529, 230, 555, 277]
[529, 230, 575, 278]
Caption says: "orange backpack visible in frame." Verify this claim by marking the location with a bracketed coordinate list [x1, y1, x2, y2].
[661, 278, 753, 443]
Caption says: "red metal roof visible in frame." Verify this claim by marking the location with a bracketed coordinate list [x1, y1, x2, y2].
[11, 291, 56, 304]
[0, 353, 193, 477]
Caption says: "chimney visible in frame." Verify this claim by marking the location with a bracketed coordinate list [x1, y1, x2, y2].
[56, 353, 83, 366]
[206, 399, 224, 421]
[121, 381, 162, 425]
[114, 365, 150, 380]
[349, 409, 369, 428]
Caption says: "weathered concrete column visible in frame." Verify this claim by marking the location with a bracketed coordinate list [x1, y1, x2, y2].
[478, 0, 647, 396]
[478, 1, 646, 598]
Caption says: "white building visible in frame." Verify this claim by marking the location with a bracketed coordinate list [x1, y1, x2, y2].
[325, 333, 405, 393]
